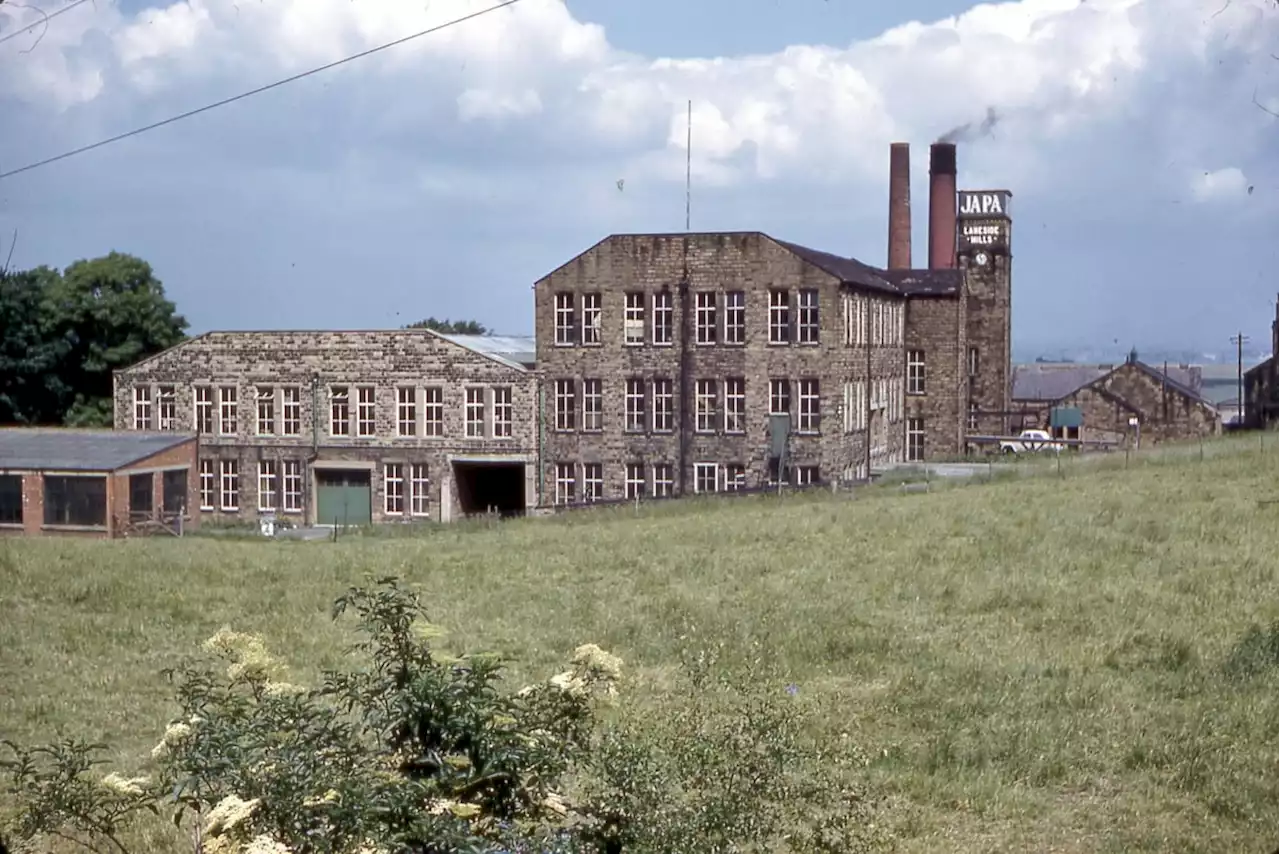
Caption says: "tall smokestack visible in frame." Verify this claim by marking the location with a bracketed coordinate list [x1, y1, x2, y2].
[928, 142, 958, 269]
[887, 143, 912, 269]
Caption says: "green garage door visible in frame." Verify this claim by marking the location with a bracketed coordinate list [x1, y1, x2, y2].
[315, 469, 372, 527]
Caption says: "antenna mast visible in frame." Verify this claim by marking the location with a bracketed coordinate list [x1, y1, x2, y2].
[685, 99, 692, 232]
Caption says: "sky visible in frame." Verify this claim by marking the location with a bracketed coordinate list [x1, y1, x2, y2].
[0, 0, 1277, 359]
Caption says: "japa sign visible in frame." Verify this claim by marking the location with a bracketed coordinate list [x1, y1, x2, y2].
[957, 190, 1012, 219]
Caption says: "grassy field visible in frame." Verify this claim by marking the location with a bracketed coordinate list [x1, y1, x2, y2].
[1, 435, 1277, 853]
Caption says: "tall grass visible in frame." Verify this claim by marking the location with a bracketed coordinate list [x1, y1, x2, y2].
[1, 435, 1276, 853]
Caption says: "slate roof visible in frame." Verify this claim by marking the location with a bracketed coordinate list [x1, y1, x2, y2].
[769, 239, 898, 294]
[1012, 362, 1207, 404]
[437, 334, 536, 370]
[879, 268, 964, 296]
[0, 429, 196, 472]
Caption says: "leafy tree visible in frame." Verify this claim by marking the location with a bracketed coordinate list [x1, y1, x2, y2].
[0, 266, 61, 425]
[404, 318, 489, 335]
[0, 252, 187, 427]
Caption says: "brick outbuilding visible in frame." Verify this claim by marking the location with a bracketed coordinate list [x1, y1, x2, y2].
[0, 429, 199, 538]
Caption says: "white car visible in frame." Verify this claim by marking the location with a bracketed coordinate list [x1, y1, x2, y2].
[999, 428, 1064, 455]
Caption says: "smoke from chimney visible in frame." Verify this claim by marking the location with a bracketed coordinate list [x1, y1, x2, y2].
[937, 106, 1000, 145]
[887, 143, 912, 270]
[928, 142, 958, 270]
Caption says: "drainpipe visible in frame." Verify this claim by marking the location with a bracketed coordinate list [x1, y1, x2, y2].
[537, 379, 546, 506]
[307, 373, 319, 524]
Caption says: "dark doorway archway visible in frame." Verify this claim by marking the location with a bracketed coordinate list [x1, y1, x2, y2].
[452, 462, 526, 518]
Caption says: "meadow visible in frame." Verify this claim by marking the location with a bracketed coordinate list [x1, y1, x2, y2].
[1, 436, 1277, 853]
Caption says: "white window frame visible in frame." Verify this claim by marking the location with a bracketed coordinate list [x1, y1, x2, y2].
[907, 350, 926, 396]
[724, 290, 746, 345]
[219, 459, 239, 512]
[768, 289, 790, 345]
[330, 387, 350, 436]
[695, 379, 717, 433]
[465, 387, 486, 438]
[625, 463, 646, 500]
[554, 292, 576, 346]
[797, 289, 820, 345]
[582, 378, 602, 432]
[652, 463, 674, 498]
[968, 346, 980, 378]
[384, 463, 405, 515]
[581, 292, 602, 346]
[356, 387, 377, 437]
[199, 459, 216, 510]
[397, 387, 418, 437]
[492, 387, 513, 438]
[652, 291, 674, 345]
[624, 378, 645, 433]
[652, 378, 674, 432]
[582, 462, 603, 503]
[624, 292, 645, 346]
[258, 460, 277, 511]
[795, 465, 819, 487]
[769, 379, 790, 415]
[554, 379, 577, 432]
[843, 381, 854, 434]
[554, 462, 576, 505]
[410, 464, 430, 516]
[424, 387, 444, 437]
[695, 292, 717, 345]
[282, 387, 301, 436]
[218, 386, 238, 436]
[157, 386, 176, 431]
[282, 460, 303, 513]
[907, 418, 925, 462]
[724, 377, 746, 434]
[256, 386, 276, 436]
[133, 386, 152, 431]
[693, 462, 719, 494]
[968, 403, 979, 431]
[798, 379, 820, 433]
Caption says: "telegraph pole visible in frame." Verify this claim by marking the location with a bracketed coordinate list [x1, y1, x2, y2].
[1231, 332, 1249, 424]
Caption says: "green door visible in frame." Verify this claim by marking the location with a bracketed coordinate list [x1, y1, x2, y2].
[315, 470, 372, 527]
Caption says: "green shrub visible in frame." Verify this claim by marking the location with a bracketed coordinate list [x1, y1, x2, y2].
[1, 577, 890, 854]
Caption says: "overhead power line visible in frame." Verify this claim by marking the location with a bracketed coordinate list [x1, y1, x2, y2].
[0, 0, 94, 48]
[0, 0, 523, 180]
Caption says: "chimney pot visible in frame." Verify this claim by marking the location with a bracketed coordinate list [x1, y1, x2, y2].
[887, 143, 912, 270]
[928, 142, 958, 270]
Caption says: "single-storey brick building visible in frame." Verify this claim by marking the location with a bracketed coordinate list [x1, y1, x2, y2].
[0, 429, 200, 538]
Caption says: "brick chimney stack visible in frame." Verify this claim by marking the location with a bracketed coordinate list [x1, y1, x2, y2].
[928, 142, 958, 269]
[887, 143, 912, 269]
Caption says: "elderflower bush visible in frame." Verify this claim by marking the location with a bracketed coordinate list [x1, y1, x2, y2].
[0, 577, 892, 854]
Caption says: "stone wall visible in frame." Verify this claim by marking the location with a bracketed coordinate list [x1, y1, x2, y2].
[112, 330, 538, 524]
[533, 232, 907, 498]
[903, 294, 965, 458]
[1092, 362, 1221, 444]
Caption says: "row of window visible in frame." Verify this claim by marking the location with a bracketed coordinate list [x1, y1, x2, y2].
[553, 288, 827, 348]
[135, 384, 515, 440]
[841, 293, 904, 347]
[550, 461, 822, 505]
[198, 460, 435, 516]
[551, 377, 826, 434]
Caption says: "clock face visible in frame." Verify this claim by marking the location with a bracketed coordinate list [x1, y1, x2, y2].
[974, 251, 990, 266]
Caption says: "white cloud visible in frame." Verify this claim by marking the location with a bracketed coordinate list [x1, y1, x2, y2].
[2, 0, 1274, 189]
[1190, 166, 1249, 202]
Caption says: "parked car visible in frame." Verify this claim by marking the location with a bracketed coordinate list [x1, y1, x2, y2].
[999, 428, 1064, 455]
